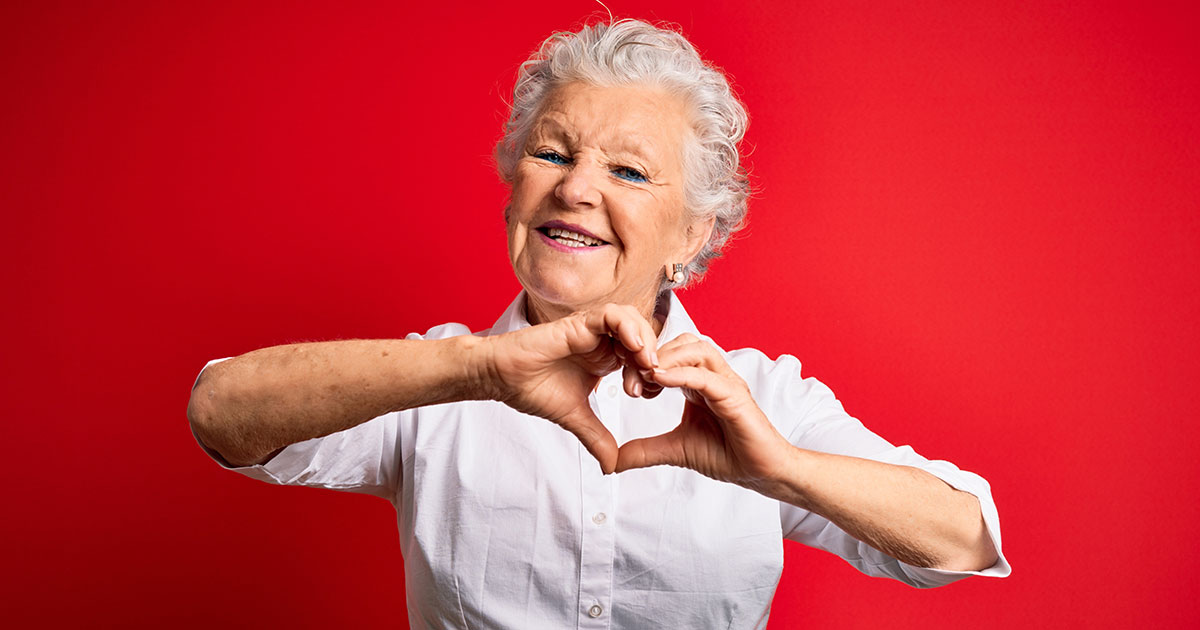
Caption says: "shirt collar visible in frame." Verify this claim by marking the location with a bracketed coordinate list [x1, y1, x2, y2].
[489, 290, 703, 346]
[488, 291, 529, 335]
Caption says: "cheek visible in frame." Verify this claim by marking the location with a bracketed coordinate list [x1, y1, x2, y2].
[510, 163, 555, 203]
[632, 200, 688, 257]
[506, 211, 529, 259]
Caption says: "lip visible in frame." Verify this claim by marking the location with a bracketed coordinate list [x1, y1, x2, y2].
[536, 220, 608, 244]
[536, 229, 608, 253]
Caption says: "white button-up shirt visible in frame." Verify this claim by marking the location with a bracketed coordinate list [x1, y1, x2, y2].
[194, 292, 1010, 629]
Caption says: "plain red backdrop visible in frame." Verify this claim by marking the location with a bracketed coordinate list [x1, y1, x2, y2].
[3, 0, 1197, 627]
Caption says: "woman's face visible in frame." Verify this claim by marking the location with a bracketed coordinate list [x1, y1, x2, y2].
[506, 82, 713, 323]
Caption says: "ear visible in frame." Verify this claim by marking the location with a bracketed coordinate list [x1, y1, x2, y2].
[674, 214, 716, 267]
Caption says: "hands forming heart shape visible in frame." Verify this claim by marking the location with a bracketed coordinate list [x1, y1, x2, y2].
[483, 303, 793, 494]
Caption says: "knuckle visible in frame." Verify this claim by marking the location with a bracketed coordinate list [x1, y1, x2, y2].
[567, 312, 589, 332]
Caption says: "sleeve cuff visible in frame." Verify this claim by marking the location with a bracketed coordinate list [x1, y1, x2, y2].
[895, 457, 1012, 587]
[189, 357, 308, 485]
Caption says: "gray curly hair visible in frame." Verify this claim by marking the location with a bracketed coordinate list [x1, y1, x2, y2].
[495, 18, 750, 291]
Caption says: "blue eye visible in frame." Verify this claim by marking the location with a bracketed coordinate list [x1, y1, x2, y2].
[535, 150, 570, 165]
[612, 166, 648, 183]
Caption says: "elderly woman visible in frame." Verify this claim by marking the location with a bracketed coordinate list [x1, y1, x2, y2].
[188, 19, 1009, 628]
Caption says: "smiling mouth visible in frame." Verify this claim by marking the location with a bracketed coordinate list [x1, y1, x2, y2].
[536, 226, 608, 248]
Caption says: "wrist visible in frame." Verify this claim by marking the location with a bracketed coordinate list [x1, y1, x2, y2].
[459, 334, 501, 402]
[755, 441, 817, 508]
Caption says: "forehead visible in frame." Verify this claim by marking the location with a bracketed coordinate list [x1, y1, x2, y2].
[531, 82, 691, 163]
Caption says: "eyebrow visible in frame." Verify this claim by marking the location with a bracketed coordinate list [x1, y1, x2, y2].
[530, 115, 662, 164]
[610, 135, 659, 163]
[529, 116, 579, 148]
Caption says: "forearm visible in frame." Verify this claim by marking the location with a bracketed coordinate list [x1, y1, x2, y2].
[763, 447, 999, 571]
[187, 335, 489, 466]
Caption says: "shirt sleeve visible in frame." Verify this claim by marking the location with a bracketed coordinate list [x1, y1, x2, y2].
[189, 357, 402, 503]
[742, 352, 1012, 588]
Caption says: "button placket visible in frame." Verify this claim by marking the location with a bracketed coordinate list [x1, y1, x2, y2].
[578, 375, 619, 628]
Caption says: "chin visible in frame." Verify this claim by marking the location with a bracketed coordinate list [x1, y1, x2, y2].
[525, 276, 595, 309]
[517, 265, 595, 308]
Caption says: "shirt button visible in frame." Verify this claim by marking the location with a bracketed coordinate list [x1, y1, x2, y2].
[588, 604, 603, 618]
[592, 512, 607, 525]
[607, 385, 619, 397]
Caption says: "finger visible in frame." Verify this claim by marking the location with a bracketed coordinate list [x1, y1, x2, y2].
[634, 366, 665, 398]
[655, 339, 727, 374]
[655, 332, 701, 356]
[584, 305, 658, 370]
[559, 406, 619, 474]
[622, 361, 645, 398]
[561, 315, 610, 357]
[586, 305, 642, 352]
[616, 316, 643, 352]
[616, 345, 654, 397]
[650, 365, 737, 406]
[632, 305, 660, 368]
[637, 336, 721, 401]
[615, 429, 685, 472]
[579, 308, 627, 354]
[578, 337, 622, 376]
[614, 304, 659, 370]
[613, 341, 630, 363]
[641, 381, 665, 398]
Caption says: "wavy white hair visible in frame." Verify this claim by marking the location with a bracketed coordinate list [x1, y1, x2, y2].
[496, 19, 750, 291]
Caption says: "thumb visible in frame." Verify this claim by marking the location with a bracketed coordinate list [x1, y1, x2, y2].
[559, 406, 619, 475]
[615, 429, 686, 473]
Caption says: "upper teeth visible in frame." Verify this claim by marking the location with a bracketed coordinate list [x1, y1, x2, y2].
[547, 227, 603, 247]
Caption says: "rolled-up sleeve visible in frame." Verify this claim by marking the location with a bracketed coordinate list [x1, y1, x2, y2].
[737, 351, 1011, 587]
[778, 441, 1011, 587]
[189, 358, 401, 503]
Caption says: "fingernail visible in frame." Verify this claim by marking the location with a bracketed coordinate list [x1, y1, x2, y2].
[650, 351, 659, 367]
[634, 334, 643, 348]
[633, 381, 642, 397]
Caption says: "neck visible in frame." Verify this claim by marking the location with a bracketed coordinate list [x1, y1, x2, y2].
[525, 291, 668, 336]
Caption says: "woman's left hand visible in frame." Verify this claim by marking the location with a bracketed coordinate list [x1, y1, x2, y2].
[615, 333, 794, 493]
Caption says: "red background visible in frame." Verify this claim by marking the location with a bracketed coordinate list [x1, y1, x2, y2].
[3, 1, 1198, 627]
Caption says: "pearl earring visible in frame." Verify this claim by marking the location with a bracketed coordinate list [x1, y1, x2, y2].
[671, 263, 685, 283]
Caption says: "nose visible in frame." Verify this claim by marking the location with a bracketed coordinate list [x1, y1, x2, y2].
[555, 163, 602, 209]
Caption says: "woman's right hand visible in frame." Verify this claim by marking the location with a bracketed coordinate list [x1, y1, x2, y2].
[481, 303, 660, 474]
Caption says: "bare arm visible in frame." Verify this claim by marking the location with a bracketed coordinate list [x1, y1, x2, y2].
[187, 303, 660, 470]
[187, 336, 489, 467]
[764, 449, 998, 571]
